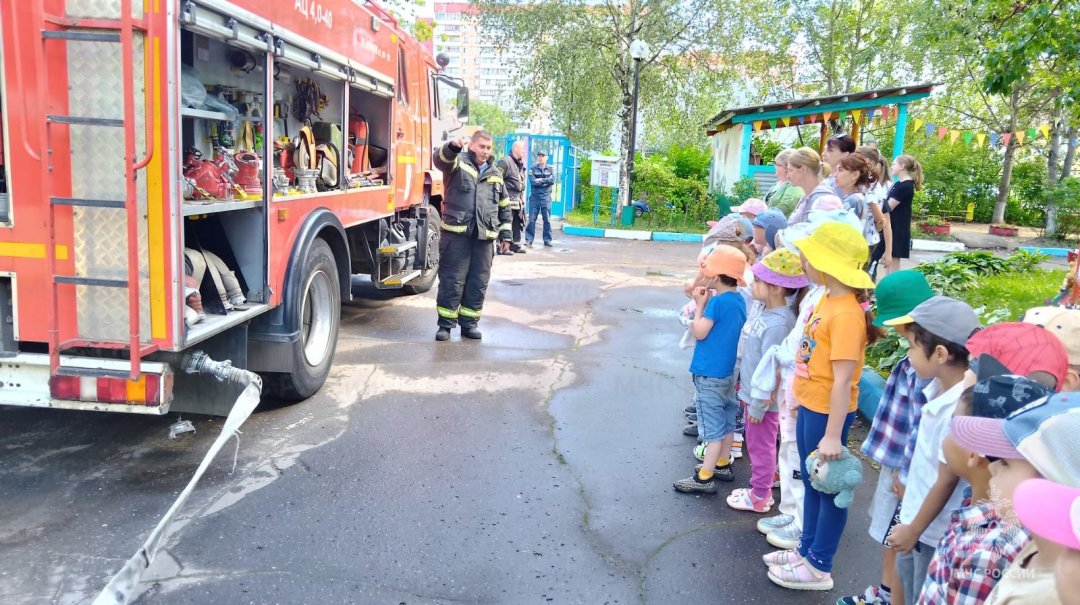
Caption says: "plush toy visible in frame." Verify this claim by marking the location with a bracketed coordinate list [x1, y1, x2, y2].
[806, 448, 863, 508]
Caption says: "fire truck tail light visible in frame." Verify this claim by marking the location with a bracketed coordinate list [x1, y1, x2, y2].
[50, 373, 168, 405]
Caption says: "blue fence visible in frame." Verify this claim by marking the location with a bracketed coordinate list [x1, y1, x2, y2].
[495, 133, 581, 218]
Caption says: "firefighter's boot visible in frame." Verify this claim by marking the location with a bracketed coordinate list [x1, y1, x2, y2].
[435, 327, 451, 342]
[461, 326, 482, 340]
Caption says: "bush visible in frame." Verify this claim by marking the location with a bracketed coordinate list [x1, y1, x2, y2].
[753, 138, 786, 166]
[877, 128, 1047, 227]
[911, 249, 1049, 297]
[730, 176, 759, 205]
[1048, 177, 1080, 242]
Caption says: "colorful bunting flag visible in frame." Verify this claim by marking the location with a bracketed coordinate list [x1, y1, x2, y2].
[914, 118, 925, 132]
[937, 127, 948, 141]
[989, 132, 999, 147]
[867, 108, 876, 123]
[768, 118, 778, 129]
[839, 110, 848, 123]
[925, 123, 935, 138]
[1025, 128, 1036, 140]
[1072, 138, 1079, 149]
[1002, 132, 1012, 147]
[852, 109, 863, 123]
[753, 120, 762, 132]
[1017, 131, 1027, 145]
[781, 117, 792, 127]
[808, 114, 817, 123]
[963, 132, 973, 146]
[976, 132, 986, 147]
[949, 130, 961, 144]
[1039, 123, 1051, 140]
[797, 115, 805, 125]
[823, 112, 833, 121]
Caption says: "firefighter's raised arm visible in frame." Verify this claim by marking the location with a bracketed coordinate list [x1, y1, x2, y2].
[435, 138, 467, 173]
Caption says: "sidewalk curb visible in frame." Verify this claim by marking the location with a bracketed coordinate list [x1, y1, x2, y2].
[1020, 246, 1072, 258]
[563, 224, 966, 251]
[911, 239, 966, 252]
[562, 224, 705, 243]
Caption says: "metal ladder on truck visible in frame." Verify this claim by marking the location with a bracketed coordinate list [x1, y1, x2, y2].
[33, 0, 157, 380]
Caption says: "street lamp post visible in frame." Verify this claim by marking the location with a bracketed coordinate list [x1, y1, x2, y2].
[626, 40, 649, 207]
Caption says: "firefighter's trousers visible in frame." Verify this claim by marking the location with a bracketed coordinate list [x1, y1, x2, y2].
[435, 230, 494, 329]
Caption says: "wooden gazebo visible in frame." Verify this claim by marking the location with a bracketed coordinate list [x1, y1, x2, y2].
[704, 83, 937, 193]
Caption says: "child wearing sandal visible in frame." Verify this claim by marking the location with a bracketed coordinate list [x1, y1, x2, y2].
[727, 249, 807, 513]
[763, 222, 880, 591]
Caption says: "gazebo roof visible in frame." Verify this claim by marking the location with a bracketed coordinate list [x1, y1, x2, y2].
[704, 83, 938, 135]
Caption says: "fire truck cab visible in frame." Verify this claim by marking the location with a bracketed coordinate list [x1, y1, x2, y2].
[0, 0, 468, 414]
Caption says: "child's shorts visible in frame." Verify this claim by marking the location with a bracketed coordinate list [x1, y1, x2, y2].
[869, 465, 901, 544]
[693, 374, 738, 443]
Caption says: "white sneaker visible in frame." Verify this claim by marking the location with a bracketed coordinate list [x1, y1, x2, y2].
[756, 513, 794, 536]
[767, 523, 802, 550]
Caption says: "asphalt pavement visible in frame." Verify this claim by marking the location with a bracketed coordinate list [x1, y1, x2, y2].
[1, 234, 880, 604]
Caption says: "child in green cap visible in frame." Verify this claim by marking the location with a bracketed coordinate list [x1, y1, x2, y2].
[838, 270, 935, 605]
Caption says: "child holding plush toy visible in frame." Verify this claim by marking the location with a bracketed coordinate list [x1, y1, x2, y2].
[763, 222, 878, 592]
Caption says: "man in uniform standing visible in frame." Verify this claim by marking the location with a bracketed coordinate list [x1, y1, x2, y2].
[496, 141, 527, 254]
[432, 130, 512, 342]
[525, 151, 555, 248]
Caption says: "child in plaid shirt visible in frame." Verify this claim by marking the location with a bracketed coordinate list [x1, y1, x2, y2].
[918, 365, 1045, 605]
[839, 271, 934, 605]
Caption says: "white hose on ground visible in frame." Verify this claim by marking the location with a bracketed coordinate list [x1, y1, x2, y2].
[92, 352, 263, 605]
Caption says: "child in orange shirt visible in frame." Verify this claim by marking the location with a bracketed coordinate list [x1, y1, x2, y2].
[763, 222, 880, 591]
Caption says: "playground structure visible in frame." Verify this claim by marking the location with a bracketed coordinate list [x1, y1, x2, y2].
[704, 84, 937, 195]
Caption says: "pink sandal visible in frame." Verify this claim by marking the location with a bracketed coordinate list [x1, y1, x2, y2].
[726, 488, 773, 513]
[767, 557, 834, 591]
[762, 549, 799, 567]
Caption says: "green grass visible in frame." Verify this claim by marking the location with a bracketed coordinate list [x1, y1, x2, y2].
[565, 209, 709, 233]
[961, 269, 1066, 320]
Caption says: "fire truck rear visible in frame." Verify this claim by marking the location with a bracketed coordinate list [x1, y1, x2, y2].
[0, 0, 468, 414]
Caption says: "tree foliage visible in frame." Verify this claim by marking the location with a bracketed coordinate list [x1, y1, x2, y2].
[468, 100, 515, 138]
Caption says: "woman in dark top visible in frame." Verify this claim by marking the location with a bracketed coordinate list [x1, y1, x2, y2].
[880, 154, 922, 277]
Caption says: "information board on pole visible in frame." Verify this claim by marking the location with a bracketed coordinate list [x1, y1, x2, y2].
[590, 155, 621, 188]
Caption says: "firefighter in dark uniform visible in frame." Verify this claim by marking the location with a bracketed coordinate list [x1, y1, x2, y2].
[432, 130, 512, 341]
[496, 140, 527, 254]
[525, 151, 555, 247]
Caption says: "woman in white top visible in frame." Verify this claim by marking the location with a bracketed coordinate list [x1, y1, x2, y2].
[785, 147, 836, 225]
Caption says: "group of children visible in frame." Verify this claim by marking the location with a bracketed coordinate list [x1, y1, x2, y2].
[674, 196, 1080, 604]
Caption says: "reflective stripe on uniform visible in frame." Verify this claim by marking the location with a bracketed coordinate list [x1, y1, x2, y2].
[459, 307, 481, 319]
[484, 229, 499, 239]
[459, 163, 479, 179]
[439, 147, 454, 163]
[498, 199, 511, 208]
[498, 223, 512, 231]
[437, 306, 459, 319]
[441, 223, 468, 233]
[483, 176, 504, 185]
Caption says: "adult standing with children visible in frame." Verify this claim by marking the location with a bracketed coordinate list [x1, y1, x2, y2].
[881, 155, 923, 276]
[786, 148, 837, 225]
[764, 150, 805, 217]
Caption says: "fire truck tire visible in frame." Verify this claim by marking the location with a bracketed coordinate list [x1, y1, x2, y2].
[401, 208, 440, 295]
[272, 238, 341, 401]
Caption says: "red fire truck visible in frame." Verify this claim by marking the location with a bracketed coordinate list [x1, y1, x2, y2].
[0, 0, 468, 414]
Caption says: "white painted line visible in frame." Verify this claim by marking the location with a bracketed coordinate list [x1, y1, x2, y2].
[912, 239, 966, 252]
[604, 229, 652, 240]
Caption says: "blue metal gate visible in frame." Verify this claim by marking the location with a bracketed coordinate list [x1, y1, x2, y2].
[495, 133, 581, 218]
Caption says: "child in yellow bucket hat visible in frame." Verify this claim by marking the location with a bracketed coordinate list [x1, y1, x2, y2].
[765, 222, 881, 591]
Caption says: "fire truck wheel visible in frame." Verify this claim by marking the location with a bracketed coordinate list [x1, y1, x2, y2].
[402, 208, 440, 295]
[274, 238, 341, 400]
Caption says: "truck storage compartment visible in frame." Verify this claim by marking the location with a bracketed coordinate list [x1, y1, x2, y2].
[183, 208, 267, 346]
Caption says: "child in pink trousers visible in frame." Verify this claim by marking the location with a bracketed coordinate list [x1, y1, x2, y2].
[728, 249, 808, 512]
